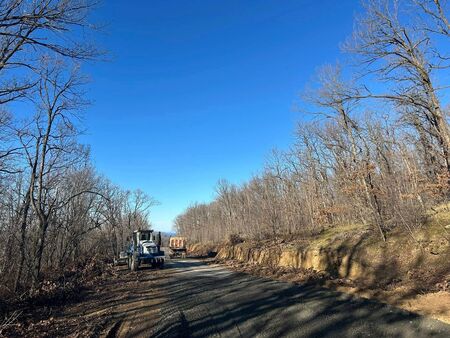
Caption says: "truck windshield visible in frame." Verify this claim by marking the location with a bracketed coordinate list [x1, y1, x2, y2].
[140, 233, 151, 240]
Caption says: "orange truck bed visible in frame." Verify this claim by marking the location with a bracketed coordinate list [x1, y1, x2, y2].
[169, 236, 187, 250]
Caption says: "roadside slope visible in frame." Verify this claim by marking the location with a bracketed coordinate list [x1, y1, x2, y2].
[213, 207, 450, 323]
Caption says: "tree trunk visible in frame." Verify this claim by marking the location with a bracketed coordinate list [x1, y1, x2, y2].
[14, 189, 31, 291]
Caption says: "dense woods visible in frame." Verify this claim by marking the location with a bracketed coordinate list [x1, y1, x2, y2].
[175, 0, 450, 244]
[0, 1, 156, 298]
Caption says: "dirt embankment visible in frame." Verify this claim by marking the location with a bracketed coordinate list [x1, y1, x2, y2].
[187, 242, 219, 258]
[212, 211, 450, 323]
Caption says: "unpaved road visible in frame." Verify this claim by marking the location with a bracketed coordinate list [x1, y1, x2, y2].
[27, 259, 450, 337]
[114, 259, 450, 337]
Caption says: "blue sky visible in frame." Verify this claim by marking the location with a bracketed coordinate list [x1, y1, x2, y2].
[82, 0, 360, 232]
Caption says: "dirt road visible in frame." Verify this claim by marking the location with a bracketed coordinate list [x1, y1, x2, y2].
[25, 259, 450, 337]
[117, 259, 450, 337]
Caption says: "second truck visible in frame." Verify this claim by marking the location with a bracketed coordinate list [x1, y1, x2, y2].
[169, 236, 187, 258]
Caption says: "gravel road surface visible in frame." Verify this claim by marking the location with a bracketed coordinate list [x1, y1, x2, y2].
[146, 259, 450, 338]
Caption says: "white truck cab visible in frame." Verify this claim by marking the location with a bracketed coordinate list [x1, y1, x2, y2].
[128, 229, 164, 271]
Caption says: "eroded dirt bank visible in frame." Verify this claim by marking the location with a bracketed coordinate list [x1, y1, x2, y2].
[213, 222, 450, 323]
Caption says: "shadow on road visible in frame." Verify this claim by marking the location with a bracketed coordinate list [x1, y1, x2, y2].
[150, 259, 450, 338]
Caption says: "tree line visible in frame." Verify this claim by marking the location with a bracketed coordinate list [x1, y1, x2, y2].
[174, 0, 450, 244]
[0, 1, 156, 295]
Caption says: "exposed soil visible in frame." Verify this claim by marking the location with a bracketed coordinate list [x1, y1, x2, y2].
[206, 208, 450, 325]
[398, 292, 450, 324]
[0, 266, 165, 337]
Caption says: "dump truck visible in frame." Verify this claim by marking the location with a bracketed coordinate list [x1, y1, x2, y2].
[127, 229, 165, 271]
[169, 236, 187, 258]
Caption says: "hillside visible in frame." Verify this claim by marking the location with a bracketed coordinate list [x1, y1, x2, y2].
[205, 204, 450, 323]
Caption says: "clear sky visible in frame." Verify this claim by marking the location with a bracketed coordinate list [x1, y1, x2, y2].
[82, 0, 360, 232]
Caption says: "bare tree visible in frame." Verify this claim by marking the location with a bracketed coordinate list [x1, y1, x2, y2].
[14, 60, 90, 286]
[0, 0, 100, 104]
[0, 0, 162, 300]
[344, 0, 450, 172]
[415, 0, 450, 36]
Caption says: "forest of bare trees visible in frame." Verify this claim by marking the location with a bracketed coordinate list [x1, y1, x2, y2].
[0, 1, 156, 298]
[175, 0, 450, 244]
